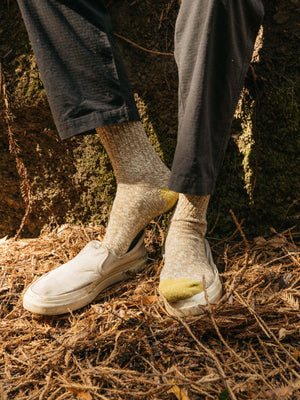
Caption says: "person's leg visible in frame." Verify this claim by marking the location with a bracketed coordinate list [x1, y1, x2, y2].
[17, 0, 177, 255]
[160, 0, 264, 316]
[18, 0, 177, 314]
[170, 0, 264, 195]
[17, 0, 140, 139]
[97, 122, 177, 256]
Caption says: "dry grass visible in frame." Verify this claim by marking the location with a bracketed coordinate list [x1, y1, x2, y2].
[0, 223, 300, 399]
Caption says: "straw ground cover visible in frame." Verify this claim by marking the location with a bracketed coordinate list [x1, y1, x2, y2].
[0, 223, 300, 399]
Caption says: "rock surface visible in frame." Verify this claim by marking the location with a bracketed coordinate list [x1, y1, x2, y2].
[0, 0, 299, 238]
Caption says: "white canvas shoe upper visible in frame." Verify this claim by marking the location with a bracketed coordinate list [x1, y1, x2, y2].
[160, 239, 222, 317]
[23, 233, 147, 315]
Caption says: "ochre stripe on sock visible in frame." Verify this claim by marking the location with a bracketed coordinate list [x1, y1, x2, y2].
[159, 278, 204, 303]
[97, 122, 178, 256]
[159, 188, 178, 210]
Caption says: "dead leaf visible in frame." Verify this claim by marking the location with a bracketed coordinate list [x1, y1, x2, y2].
[265, 385, 293, 398]
[66, 386, 92, 400]
[133, 295, 157, 305]
[293, 348, 299, 360]
[167, 381, 190, 400]
[267, 236, 287, 249]
[254, 236, 267, 246]
[141, 295, 157, 305]
[119, 309, 127, 319]
[278, 328, 287, 340]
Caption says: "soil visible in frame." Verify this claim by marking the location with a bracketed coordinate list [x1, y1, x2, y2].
[0, 0, 299, 238]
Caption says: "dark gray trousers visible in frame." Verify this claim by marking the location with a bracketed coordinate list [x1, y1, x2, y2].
[17, 0, 264, 195]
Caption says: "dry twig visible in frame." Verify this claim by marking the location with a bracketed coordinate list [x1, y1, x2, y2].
[0, 225, 299, 399]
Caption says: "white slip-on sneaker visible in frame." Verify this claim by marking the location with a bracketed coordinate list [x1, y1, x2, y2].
[160, 239, 222, 317]
[23, 232, 147, 315]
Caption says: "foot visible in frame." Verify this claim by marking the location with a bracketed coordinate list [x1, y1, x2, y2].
[23, 232, 147, 315]
[97, 121, 178, 256]
[159, 222, 222, 317]
[103, 181, 178, 256]
[159, 194, 222, 317]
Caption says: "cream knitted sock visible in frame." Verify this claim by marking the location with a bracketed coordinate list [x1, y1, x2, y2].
[97, 121, 178, 256]
[159, 194, 215, 303]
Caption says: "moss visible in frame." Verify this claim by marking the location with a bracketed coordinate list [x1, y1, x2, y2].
[14, 54, 45, 102]
[237, 105, 256, 204]
[67, 134, 116, 226]
[1, 0, 299, 238]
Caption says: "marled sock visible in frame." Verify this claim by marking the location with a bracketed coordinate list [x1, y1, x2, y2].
[159, 194, 214, 303]
[97, 121, 178, 256]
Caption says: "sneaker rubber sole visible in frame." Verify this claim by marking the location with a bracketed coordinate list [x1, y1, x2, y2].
[160, 239, 222, 317]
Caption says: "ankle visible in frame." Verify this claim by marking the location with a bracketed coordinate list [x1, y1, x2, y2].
[97, 121, 170, 185]
[169, 194, 210, 235]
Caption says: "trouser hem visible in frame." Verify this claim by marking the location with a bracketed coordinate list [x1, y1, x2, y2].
[58, 106, 140, 140]
[168, 173, 215, 196]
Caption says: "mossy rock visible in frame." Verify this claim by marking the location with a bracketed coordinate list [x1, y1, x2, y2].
[0, 0, 299, 238]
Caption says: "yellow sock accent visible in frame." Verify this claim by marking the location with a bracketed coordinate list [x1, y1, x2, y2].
[159, 188, 178, 210]
[97, 122, 174, 256]
[159, 278, 204, 303]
